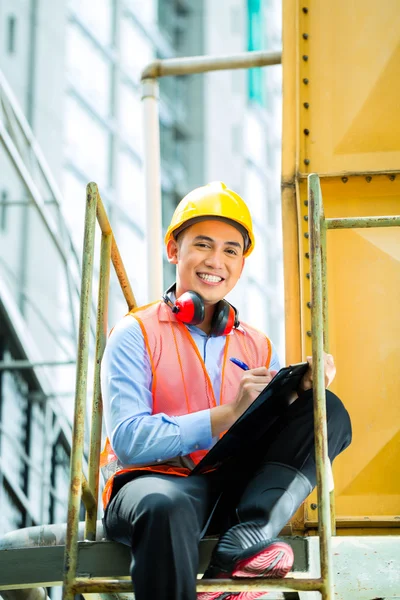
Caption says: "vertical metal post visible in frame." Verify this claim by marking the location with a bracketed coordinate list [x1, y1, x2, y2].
[308, 173, 334, 599]
[320, 217, 336, 534]
[62, 183, 97, 600]
[141, 78, 163, 302]
[84, 232, 112, 540]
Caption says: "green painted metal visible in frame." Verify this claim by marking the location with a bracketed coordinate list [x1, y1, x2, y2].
[85, 232, 112, 541]
[308, 173, 334, 599]
[62, 183, 98, 600]
[326, 215, 400, 229]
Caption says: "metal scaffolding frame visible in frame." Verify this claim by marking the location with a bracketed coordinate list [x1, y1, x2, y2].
[59, 174, 400, 599]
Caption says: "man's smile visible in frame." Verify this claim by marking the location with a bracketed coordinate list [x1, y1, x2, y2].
[197, 272, 224, 285]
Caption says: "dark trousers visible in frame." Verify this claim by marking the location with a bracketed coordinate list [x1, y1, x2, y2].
[104, 390, 352, 600]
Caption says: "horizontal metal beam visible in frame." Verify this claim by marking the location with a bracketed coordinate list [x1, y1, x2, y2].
[0, 359, 76, 371]
[141, 50, 281, 80]
[0, 537, 307, 589]
[326, 216, 400, 229]
[71, 577, 323, 594]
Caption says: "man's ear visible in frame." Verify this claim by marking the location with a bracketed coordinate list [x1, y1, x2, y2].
[166, 238, 179, 264]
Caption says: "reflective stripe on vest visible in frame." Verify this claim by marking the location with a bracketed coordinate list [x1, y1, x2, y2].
[100, 301, 272, 508]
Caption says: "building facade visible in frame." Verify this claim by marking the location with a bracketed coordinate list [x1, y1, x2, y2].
[0, 0, 283, 538]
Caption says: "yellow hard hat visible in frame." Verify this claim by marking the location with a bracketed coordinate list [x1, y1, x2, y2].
[164, 182, 255, 257]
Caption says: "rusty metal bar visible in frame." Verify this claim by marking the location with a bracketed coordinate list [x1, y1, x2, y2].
[140, 50, 282, 80]
[326, 216, 400, 229]
[62, 182, 98, 600]
[309, 173, 334, 599]
[96, 192, 137, 310]
[71, 577, 324, 595]
[320, 216, 336, 535]
[81, 473, 96, 513]
[85, 231, 112, 541]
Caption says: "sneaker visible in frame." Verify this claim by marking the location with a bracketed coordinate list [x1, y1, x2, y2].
[197, 593, 266, 599]
[204, 523, 294, 580]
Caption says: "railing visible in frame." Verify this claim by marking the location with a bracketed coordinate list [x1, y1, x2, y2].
[62, 177, 400, 598]
[0, 68, 84, 348]
[62, 183, 136, 599]
[60, 176, 336, 599]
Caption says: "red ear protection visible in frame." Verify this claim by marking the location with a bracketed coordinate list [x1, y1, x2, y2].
[162, 284, 240, 336]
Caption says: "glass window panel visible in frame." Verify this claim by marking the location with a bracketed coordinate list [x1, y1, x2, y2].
[119, 84, 143, 154]
[62, 170, 87, 253]
[1, 370, 28, 490]
[1, 485, 24, 534]
[117, 152, 145, 230]
[120, 19, 153, 81]
[52, 442, 70, 524]
[69, 0, 113, 46]
[247, 0, 265, 105]
[244, 112, 266, 165]
[64, 96, 110, 189]
[115, 222, 147, 305]
[244, 166, 267, 224]
[126, 0, 157, 25]
[27, 403, 45, 516]
[66, 24, 111, 118]
[246, 230, 267, 281]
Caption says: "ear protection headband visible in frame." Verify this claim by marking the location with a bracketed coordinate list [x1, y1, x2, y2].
[162, 284, 240, 337]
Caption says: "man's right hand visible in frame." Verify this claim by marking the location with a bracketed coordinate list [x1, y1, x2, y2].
[233, 366, 278, 419]
[210, 366, 278, 437]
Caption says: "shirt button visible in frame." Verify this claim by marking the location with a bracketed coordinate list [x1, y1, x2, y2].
[195, 445, 199, 449]
[157, 458, 162, 462]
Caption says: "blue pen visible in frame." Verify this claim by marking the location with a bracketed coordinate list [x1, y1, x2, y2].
[230, 357, 249, 371]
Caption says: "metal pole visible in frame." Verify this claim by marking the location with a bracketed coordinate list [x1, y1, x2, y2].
[141, 50, 282, 79]
[85, 232, 112, 540]
[326, 215, 400, 229]
[139, 50, 282, 302]
[141, 78, 163, 302]
[0, 359, 76, 371]
[62, 183, 97, 600]
[320, 214, 336, 535]
[308, 173, 334, 599]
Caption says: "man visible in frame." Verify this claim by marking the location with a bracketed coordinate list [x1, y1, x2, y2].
[101, 182, 352, 600]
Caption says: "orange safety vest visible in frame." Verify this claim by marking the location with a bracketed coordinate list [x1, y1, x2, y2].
[100, 301, 272, 508]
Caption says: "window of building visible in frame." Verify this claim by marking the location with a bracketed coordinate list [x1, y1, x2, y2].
[119, 84, 144, 154]
[66, 24, 112, 119]
[64, 95, 110, 190]
[1, 190, 8, 231]
[117, 151, 145, 230]
[7, 15, 16, 54]
[120, 18, 153, 81]
[69, 0, 113, 47]
[247, 0, 265, 105]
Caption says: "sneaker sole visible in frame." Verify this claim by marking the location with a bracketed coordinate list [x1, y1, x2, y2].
[232, 541, 294, 579]
[198, 594, 266, 600]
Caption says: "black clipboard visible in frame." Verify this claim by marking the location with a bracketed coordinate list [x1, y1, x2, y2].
[191, 362, 309, 476]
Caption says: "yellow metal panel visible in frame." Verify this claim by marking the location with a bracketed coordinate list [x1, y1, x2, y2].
[283, 0, 400, 527]
[297, 0, 400, 175]
[300, 177, 400, 522]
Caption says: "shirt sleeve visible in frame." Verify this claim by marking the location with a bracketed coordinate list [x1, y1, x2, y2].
[101, 315, 213, 466]
[268, 342, 281, 372]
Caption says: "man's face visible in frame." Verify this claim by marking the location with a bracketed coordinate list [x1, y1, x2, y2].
[167, 219, 245, 304]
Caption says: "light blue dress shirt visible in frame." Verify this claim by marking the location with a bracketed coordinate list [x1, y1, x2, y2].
[101, 314, 280, 467]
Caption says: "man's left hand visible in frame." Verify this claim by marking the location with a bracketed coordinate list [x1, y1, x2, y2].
[299, 352, 336, 392]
